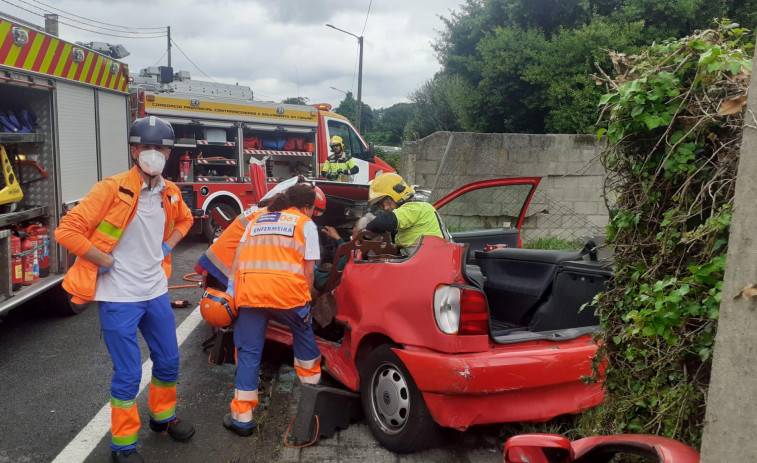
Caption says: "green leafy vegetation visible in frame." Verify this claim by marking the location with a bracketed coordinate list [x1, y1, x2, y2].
[581, 21, 752, 448]
[373, 146, 401, 171]
[522, 237, 583, 250]
[401, 0, 757, 138]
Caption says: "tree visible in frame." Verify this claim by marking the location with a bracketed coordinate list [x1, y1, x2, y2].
[404, 74, 465, 140]
[420, 0, 757, 135]
[364, 103, 415, 145]
[334, 92, 374, 132]
[282, 96, 309, 105]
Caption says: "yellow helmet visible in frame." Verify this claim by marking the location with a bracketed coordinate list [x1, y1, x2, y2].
[329, 135, 344, 149]
[368, 173, 415, 206]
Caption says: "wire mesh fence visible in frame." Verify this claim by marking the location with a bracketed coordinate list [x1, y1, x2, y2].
[428, 143, 606, 247]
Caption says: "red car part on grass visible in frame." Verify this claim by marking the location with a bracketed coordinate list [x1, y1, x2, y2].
[504, 433, 700, 463]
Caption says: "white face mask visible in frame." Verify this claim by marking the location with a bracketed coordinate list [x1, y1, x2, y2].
[138, 149, 166, 175]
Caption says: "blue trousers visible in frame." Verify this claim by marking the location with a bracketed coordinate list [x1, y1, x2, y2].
[234, 304, 320, 392]
[99, 293, 179, 450]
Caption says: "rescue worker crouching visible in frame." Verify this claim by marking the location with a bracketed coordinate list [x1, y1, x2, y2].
[195, 176, 326, 291]
[222, 183, 323, 437]
[366, 172, 445, 254]
[55, 116, 195, 463]
[321, 135, 358, 182]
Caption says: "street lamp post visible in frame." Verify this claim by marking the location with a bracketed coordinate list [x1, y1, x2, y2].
[326, 24, 363, 132]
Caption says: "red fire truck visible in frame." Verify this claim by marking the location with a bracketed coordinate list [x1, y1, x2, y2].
[130, 67, 393, 239]
[0, 14, 131, 316]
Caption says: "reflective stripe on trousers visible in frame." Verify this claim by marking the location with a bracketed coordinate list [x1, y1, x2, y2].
[294, 356, 322, 384]
[230, 389, 258, 426]
[99, 293, 180, 451]
[232, 305, 321, 424]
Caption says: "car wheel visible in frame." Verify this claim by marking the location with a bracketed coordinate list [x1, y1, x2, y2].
[360, 344, 441, 453]
[201, 202, 237, 242]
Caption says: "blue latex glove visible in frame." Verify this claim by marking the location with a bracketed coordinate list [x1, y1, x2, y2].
[98, 254, 114, 274]
[162, 242, 172, 258]
[226, 280, 235, 298]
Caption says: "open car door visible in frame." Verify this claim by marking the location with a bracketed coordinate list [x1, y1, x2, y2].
[433, 177, 541, 255]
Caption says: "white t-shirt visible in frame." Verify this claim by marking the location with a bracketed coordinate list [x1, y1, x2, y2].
[95, 178, 168, 302]
[303, 220, 320, 260]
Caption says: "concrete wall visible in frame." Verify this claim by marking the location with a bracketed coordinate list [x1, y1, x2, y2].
[700, 54, 757, 460]
[400, 132, 609, 243]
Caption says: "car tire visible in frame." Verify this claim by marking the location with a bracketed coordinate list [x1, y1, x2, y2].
[201, 202, 237, 242]
[359, 344, 441, 453]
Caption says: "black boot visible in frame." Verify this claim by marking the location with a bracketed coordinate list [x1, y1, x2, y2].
[149, 417, 195, 442]
[111, 448, 144, 463]
[223, 413, 254, 437]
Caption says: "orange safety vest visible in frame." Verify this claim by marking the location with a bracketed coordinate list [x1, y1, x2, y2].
[234, 207, 311, 310]
[199, 206, 261, 282]
[55, 166, 194, 303]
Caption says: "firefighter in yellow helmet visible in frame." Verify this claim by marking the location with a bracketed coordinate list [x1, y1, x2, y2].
[366, 173, 445, 253]
[322, 135, 358, 182]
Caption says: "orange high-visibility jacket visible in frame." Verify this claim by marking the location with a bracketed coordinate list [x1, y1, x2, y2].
[234, 207, 311, 310]
[55, 166, 193, 303]
[199, 207, 261, 282]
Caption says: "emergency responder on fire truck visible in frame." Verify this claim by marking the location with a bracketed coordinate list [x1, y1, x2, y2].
[195, 176, 326, 290]
[322, 135, 358, 182]
[219, 183, 322, 437]
[55, 116, 195, 463]
[366, 172, 447, 254]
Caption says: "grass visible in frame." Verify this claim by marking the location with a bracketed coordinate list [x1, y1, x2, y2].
[522, 237, 583, 250]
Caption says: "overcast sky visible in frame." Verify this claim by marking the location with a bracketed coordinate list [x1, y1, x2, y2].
[2, 0, 464, 109]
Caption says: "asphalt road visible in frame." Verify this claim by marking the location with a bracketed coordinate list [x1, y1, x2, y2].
[0, 233, 511, 463]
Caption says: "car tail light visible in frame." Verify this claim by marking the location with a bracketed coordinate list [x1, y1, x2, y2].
[433, 285, 489, 335]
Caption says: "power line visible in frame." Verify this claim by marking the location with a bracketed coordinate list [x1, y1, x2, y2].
[152, 50, 167, 67]
[170, 38, 217, 83]
[0, 0, 167, 38]
[24, 0, 165, 31]
[361, 0, 372, 36]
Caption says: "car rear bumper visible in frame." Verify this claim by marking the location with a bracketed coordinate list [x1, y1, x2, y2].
[393, 341, 604, 430]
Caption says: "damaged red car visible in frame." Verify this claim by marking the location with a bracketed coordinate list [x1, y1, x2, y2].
[267, 177, 609, 453]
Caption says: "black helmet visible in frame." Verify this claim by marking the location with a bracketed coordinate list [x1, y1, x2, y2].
[129, 116, 174, 147]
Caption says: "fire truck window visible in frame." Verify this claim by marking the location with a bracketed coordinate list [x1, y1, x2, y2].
[348, 129, 365, 159]
[327, 120, 364, 158]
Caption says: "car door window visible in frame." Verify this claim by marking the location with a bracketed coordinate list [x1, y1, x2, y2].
[436, 184, 534, 233]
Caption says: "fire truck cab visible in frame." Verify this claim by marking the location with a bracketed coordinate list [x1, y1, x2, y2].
[130, 67, 393, 239]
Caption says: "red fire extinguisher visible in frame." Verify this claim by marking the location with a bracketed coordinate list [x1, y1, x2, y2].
[11, 234, 22, 291]
[22, 235, 38, 286]
[26, 224, 49, 277]
[179, 153, 191, 182]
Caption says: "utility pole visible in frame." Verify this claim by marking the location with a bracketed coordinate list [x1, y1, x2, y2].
[356, 35, 363, 132]
[167, 26, 172, 67]
[326, 24, 364, 132]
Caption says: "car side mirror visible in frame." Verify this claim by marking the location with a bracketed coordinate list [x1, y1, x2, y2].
[504, 434, 574, 463]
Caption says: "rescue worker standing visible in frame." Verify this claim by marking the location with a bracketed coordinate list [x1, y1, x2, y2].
[55, 116, 195, 463]
[322, 135, 358, 182]
[366, 172, 445, 253]
[223, 183, 322, 436]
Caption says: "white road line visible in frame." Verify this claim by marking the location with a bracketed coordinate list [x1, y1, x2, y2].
[52, 305, 204, 463]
